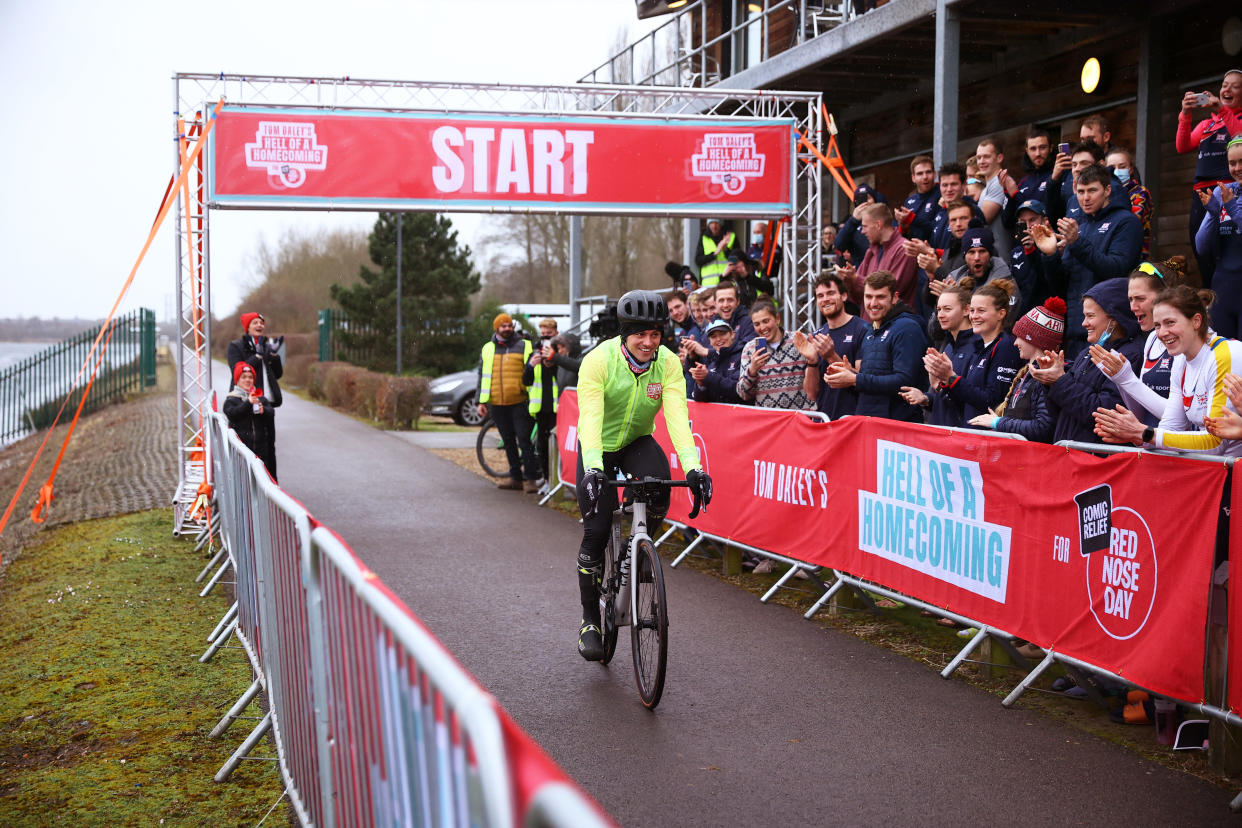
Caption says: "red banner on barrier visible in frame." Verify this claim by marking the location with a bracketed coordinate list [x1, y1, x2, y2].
[558, 391, 580, 488]
[1230, 476, 1242, 713]
[820, 417, 1222, 703]
[210, 107, 794, 216]
[556, 393, 1224, 703]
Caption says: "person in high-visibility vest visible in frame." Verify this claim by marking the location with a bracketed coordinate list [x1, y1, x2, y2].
[694, 218, 739, 287]
[522, 318, 561, 490]
[478, 313, 539, 491]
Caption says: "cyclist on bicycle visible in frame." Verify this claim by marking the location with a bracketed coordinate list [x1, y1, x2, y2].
[576, 289, 713, 660]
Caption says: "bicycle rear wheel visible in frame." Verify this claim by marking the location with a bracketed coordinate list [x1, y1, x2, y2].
[630, 537, 668, 708]
[475, 420, 507, 478]
[598, 521, 621, 664]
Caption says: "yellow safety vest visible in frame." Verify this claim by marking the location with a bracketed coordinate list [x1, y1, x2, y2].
[479, 338, 532, 406]
[528, 362, 559, 415]
[699, 232, 735, 287]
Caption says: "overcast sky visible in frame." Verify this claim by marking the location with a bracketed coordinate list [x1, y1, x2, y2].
[0, 0, 659, 322]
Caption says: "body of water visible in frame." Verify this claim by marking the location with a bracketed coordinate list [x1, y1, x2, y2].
[0, 341, 50, 371]
[1, 339, 144, 447]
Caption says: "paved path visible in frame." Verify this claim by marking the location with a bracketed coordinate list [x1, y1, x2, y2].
[253, 368, 1236, 826]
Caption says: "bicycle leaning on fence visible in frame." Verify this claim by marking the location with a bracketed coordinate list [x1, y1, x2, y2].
[475, 416, 542, 480]
[596, 475, 705, 709]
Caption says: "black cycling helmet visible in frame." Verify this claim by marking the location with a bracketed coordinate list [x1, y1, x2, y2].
[616, 290, 669, 336]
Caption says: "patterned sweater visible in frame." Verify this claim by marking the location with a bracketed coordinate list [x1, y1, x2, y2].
[736, 334, 816, 410]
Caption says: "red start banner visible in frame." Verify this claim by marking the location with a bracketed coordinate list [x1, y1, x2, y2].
[209, 106, 795, 216]
[555, 392, 1226, 704]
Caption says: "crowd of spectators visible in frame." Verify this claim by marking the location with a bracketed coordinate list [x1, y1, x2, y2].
[660, 69, 1242, 466]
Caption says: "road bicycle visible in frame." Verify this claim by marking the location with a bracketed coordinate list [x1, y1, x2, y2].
[598, 475, 704, 709]
[475, 417, 541, 479]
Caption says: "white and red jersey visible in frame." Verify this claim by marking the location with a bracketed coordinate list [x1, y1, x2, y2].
[1154, 336, 1242, 456]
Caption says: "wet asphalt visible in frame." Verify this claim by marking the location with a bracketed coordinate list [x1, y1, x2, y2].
[258, 372, 1238, 826]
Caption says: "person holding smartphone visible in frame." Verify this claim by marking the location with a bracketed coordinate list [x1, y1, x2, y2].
[735, 299, 815, 410]
[1176, 70, 1242, 288]
[1008, 199, 1060, 312]
[223, 363, 277, 479]
[1194, 137, 1242, 337]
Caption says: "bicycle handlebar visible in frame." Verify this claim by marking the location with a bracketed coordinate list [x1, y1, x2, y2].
[604, 476, 704, 519]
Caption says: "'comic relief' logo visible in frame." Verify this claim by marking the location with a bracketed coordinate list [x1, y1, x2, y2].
[244, 121, 328, 189]
[1074, 485, 1157, 640]
[690, 133, 765, 196]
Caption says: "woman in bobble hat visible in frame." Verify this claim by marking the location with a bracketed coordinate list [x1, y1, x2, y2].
[226, 311, 283, 406]
[222, 362, 278, 479]
[968, 296, 1067, 442]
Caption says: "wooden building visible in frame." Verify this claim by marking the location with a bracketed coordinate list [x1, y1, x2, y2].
[609, 0, 1240, 283]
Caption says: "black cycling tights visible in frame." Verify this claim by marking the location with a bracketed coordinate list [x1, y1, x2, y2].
[575, 435, 670, 623]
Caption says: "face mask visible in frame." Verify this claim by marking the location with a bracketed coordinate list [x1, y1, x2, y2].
[752, 233, 764, 244]
[1096, 321, 1117, 348]
[1113, 167, 1131, 184]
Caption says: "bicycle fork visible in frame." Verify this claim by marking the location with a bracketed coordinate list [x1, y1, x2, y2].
[613, 502, 648, 627]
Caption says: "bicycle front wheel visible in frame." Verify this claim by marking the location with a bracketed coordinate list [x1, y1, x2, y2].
[630, 537, 668, 708]
[599, 526, 620, 665]
[475, 420, 507, 478]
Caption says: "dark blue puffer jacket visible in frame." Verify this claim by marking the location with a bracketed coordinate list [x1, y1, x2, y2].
[995, 370, 1055, 442]
[1048, 278, 1143, 444]
[855, 303, 930, 422]
[1043, 202, 1142, 350]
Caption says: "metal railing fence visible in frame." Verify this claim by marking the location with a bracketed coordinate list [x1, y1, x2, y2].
[318, 309, 470, 367]
[0, 308, 156, 445]
[578, 0, 858, 89]
[202, 409, 609, 827]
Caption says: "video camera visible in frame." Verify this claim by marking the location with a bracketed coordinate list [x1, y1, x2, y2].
[588, 302, 620, 341]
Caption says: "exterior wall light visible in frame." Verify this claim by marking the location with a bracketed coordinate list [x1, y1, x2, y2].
[1081, 57, 1102, 94]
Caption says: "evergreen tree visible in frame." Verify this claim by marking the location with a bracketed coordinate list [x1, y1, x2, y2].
[331, 213, 481, 375]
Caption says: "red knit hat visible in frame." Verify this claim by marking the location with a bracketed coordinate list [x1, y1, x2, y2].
[240, 312, 264, 331]
[233, 362, 257, 385]
[1013, 297, 1068, 352]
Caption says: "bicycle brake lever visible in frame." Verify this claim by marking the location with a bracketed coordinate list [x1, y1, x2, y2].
[688, 489, 703, 520]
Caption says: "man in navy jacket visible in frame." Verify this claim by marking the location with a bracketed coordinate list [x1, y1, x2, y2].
[824, 270, 929, 422]
[897, 155, 940, 242]
[1006, 127, 1055, 228]
[1040, 165, 1142, 360]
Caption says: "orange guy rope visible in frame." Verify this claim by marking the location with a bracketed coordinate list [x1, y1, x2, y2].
[0, 99, 225, 536]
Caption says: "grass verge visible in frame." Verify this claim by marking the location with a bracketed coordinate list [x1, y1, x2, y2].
[0, 510, 280, 825]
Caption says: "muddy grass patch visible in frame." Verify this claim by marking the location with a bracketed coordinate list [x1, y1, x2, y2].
[0, 510, 280, 825]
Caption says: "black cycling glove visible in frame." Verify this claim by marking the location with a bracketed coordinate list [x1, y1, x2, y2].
[686, 469, 713, 507]
[580, 468, 608, 518]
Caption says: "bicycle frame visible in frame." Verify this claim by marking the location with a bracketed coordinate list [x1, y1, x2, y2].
[597, 476, 698, 707]
[607, 499, 651, 628]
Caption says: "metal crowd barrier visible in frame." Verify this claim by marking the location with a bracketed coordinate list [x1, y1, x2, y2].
[545, 402, 1242, 742]
[201, 411, 610, 828]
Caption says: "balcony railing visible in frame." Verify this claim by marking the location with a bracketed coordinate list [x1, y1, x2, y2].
[578, 0, 856, 88]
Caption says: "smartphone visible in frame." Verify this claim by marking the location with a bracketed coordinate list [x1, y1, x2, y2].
[1058, 142, 1071, 155]
[1016, 219, 1028, 235]
[754, 337, 768, 353]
